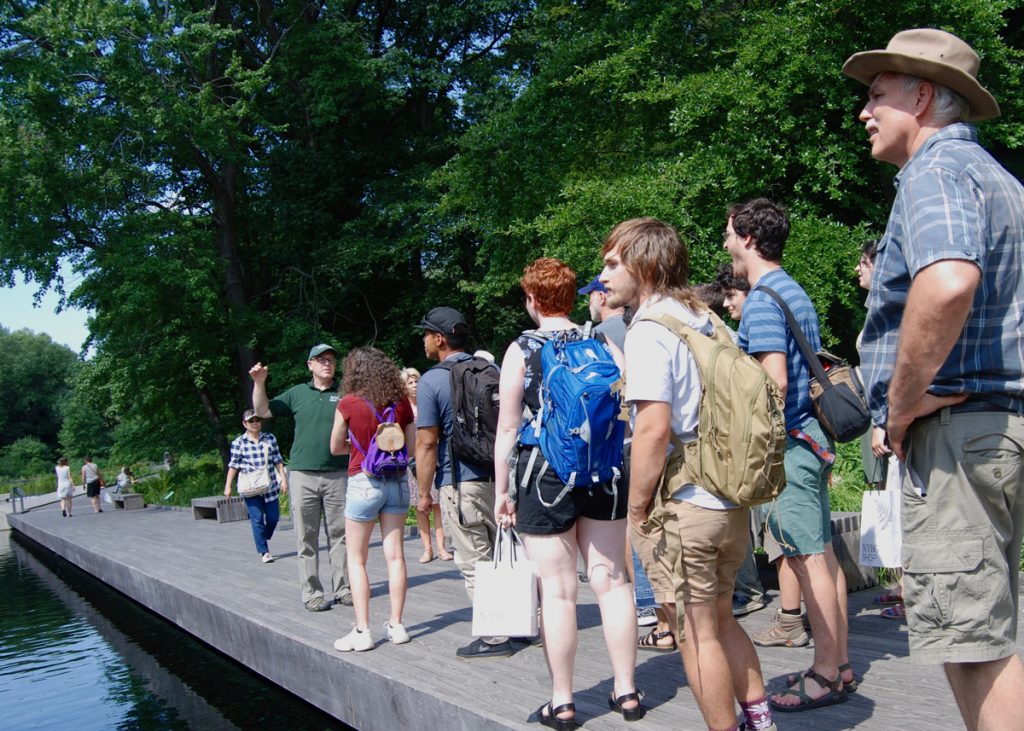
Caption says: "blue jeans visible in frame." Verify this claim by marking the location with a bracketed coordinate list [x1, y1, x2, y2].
[244, 495, 280, 555]
[632, 548, 656, 609]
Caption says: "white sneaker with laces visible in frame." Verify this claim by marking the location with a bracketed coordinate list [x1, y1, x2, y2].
[334, 625, 373, 652]
[261, 552, 274, 563]
[384, 621, 410, 645]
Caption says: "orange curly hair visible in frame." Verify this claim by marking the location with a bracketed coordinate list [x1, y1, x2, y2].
[520, 257, 576, 317]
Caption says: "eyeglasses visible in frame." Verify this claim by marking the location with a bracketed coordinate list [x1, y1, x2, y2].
[245, 417, 262, 424]
[312, 356, 336, 366]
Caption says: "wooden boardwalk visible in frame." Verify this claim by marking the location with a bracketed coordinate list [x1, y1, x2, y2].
[7, 493, 1023, 731]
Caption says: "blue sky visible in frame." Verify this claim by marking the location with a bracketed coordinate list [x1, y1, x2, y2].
[0, 275, 91, 355]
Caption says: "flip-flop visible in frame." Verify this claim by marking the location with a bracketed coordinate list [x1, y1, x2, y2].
[637, 628, 676, 652]
[880, 604, 906, 620]
[872, 592, 904, 606]
[770, 669, 848, 713]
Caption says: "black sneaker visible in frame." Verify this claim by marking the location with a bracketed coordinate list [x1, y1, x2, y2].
[455, 638, 514, 659]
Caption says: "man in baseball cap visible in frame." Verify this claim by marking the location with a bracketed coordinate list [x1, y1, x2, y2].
[844, 29, 1024, 725]
[250, 342, 351, 613]
[578, 275, 626, 351]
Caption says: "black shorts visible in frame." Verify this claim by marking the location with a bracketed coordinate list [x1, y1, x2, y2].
[86, 479, 102, 498]
[511, 447, 627, 535]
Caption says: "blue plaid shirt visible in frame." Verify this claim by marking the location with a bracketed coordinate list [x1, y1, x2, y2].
[860, 123, 1024, 425]
[739, 269, 822, 431]
[229, 432, 285, 501]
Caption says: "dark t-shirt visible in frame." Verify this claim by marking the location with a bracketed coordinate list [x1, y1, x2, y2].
[268, 381, 348, 472]
[339, 394, 414, 476]
[416, 352, 493, 487]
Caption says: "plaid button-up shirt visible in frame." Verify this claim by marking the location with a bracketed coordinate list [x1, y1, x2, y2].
[229, 432, 285, 501]
[860, 123, 1024, 425]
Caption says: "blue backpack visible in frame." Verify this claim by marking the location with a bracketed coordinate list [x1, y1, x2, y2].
[519, 328, 627, 504]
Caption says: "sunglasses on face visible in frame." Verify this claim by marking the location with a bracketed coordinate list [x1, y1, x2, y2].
[312, 357, 336, 366]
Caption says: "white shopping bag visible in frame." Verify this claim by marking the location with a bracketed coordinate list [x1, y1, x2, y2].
[858, 457, 902, 568]
[471, 528, 539, 638]
[101, 487, 115, 505]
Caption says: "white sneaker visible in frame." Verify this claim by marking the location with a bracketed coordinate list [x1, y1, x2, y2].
[261, 552, 274, 563]
[384, 621, 410, 645]
[636, 606, 658, 627]
[334, 625, 373, 652]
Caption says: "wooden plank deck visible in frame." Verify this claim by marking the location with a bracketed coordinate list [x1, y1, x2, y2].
[8, 493, 1023, 730]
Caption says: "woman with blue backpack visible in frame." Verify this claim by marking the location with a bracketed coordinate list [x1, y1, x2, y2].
[493, 258, 642, 729]
[329, 346, 416, 652]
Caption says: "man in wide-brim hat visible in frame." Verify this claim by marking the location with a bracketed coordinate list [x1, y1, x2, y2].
[843, 28, 1024, 729]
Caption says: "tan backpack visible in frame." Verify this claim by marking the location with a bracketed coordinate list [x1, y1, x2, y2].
[634, 311, 787, 507]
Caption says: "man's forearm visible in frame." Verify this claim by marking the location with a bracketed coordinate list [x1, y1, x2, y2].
[415, 444, 438, 499]
[252, 383, 271, 418]
[629, 442, 667, 511]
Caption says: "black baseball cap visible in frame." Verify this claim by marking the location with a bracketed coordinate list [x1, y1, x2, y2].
[416, 307, 469, 335]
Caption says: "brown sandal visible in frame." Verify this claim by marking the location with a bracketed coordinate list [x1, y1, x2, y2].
[637, 628, 676, 652]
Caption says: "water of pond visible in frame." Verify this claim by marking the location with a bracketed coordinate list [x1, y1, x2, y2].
[0, 532, 350, 730]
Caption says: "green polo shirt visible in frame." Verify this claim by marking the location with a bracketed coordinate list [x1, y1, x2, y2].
[269, 380, 348, 472]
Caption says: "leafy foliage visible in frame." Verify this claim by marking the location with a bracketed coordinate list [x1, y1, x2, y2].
[0, 436, 53, 478]
[0, 326, 79, 449]
[1, 0, 1021, 465]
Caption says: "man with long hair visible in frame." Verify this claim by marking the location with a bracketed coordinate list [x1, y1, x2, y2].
[602, 218, 774, 731]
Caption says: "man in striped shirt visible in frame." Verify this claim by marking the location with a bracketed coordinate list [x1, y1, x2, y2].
[845, 29, 1024, 729]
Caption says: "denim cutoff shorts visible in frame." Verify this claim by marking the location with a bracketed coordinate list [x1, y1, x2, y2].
[346, 472, 410, 521]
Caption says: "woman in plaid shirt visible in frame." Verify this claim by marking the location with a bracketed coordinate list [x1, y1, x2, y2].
[224, 408, 288, 563]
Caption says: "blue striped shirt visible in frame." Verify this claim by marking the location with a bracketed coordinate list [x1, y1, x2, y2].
[738, 269, 821, 430]
[228, 432, 285, 501]
[860, 123, 1024, 424]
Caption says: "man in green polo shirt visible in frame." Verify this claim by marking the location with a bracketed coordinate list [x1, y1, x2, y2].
[251, 344, 351, 612]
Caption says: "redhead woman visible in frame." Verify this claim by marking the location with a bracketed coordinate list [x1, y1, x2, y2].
[330, 347, 416, 651]
[493, 258, 642, 729]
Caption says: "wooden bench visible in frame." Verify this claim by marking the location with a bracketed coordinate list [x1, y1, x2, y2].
[112, 492, 145, 510]
[191, 495, 248, 523]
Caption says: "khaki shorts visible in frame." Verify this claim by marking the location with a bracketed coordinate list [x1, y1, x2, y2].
[629, 521, 675, 605]
[642, 499, 749, 605]
[902, 409, 1024, 664]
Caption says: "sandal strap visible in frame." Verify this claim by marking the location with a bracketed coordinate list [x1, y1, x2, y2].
[613, 691, 641, 705]
[550, 702, 575, 716]
[804, 668, 842, 693]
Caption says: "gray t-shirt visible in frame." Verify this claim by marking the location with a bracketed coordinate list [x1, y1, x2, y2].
[594, 314, 626, 352]
[416, 352, 492, 488]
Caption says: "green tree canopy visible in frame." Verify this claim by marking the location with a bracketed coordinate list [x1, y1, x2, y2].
[0, 326, 79, 449]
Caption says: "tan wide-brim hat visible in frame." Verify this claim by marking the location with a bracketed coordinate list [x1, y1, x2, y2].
[843, 28, 1000, 122]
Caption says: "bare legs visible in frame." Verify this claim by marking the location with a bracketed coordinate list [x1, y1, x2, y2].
[346, 512, 408, 630]
[680, 593, 768, 729]
[771, 545, 848, 706]
[522, 518, 638, 719]
[417, 503, 450, 560]
[945, 655, 1024, 731]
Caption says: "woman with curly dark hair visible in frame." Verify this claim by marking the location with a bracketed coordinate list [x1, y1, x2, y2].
[329, 346, 416, 652]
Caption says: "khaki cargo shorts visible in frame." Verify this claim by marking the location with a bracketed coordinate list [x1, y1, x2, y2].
[637, 499, 748, 606]
[901, 409, 1024, 664]
[629, 520, 675, 605]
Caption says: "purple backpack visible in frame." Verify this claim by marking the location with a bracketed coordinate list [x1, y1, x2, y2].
[349, 399, 409, 478]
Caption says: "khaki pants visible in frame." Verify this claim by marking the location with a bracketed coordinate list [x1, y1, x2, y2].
[440, 480, 497, 600]
[289, 469, 348, 604]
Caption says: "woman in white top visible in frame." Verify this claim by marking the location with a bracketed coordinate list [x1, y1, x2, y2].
[55, 456, 76, 517]
[115, 466, 135, 492]
[81, 455, 105, 514]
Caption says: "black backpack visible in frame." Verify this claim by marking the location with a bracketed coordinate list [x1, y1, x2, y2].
[436, 356, 500, 472]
